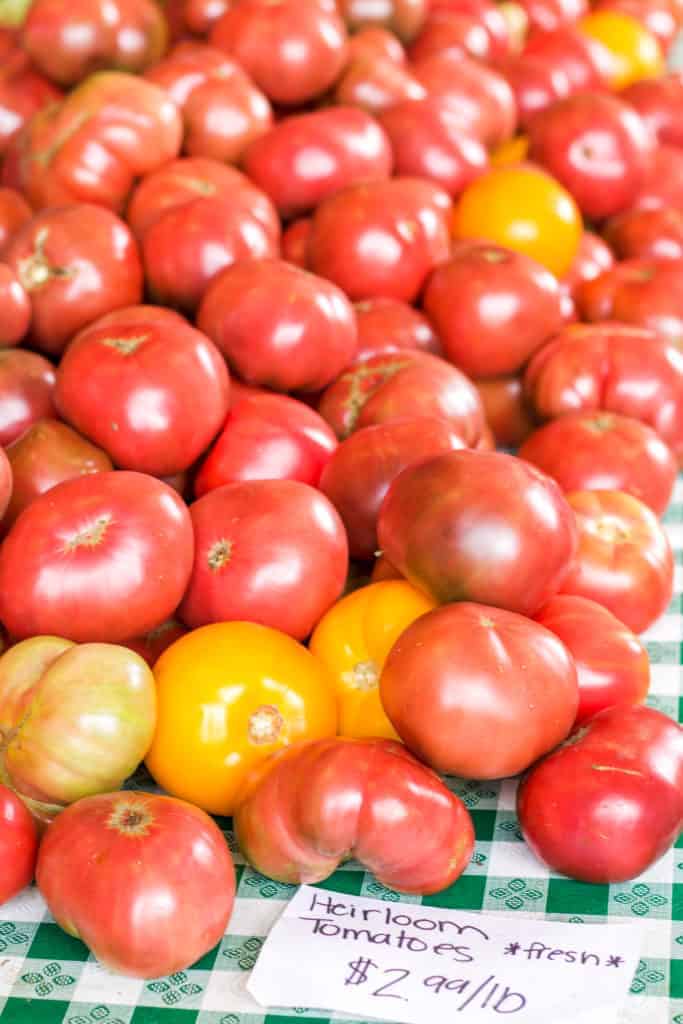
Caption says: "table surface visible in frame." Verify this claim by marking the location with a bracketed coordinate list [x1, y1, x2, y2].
[0, 481, 682, 1024]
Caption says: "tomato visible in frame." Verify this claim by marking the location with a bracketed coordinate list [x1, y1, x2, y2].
[579, 10, 664, 89]
[36, 792, 235, 977]
[561, 489, 674, 633]
[198, 259, 356, 393]
[517, 705, 683, 882]
[179, 479, 347, 638]
[0, 42, 61, 157]
[0, 449, 11, 524]
[183, 0, 232, 34]
[123, 619, 189, 668]
[0, 348, 56, 447]
[22, 0, 168, 85]
[318, 351, 485, 445]
[337, 0, 427, 39]
[423, 242, 564, 378]
[281, 218, 311, 269]
[319, 416, 465, 559]
[309, 581, 436, 739]
[499, 58, 571, 132]
[622, 73, 683, 148]
[636, 145, 683, 210]
[210, 0, 348, 106]
[0, 472, 194, 644]
[55, 306, 230, 477]
[347, 25, 407, 63]
[595, 0, 680, 52]
[0, 784, 38, 905]
[354, 298, 441, 361]
[146, 621, 338, 815]
[0, 187, 31, 252]
[474, 375, 537, 448]
[524, 323, 683, 463]
[145, 42, 273, 165]
[409, 10, 495, 62]
[515, 0, 587, 33]
[535, 594, 649, 725]
[236, 737, 473, 893]
[522, 26, 613, 92]
[604, 207, 683, 261]
[451, 164, 583, 278]
[3, 72, 182, 213]
[0, 264, 29, 347]
[0, 638, 156, 822]
[195, 393, 337, 496]
[371, 553, 403, 582]
[380, 602, 578, 777]
[334, 55, 426, 114]
[3, 419, 113, 531]
[519, 412, 677, 516]
[378, 449, 577, 616]
[4, 204, 143, 357]
[306, 177, 451, 303]
[562, 230, 614, 293]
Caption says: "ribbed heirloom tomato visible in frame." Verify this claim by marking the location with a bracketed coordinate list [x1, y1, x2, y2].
[146, 622, 338, 815]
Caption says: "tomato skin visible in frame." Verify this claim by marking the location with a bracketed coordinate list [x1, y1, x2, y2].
[347, 25, 407, 63]
[123, 619, 188, 668]
[500, 55, 572, 131]
[146, 621, 338, 815]
[622, 73, 683, 148]
[604, 207, 683, 261]
[55, 306, 230, 477]
[0, 265, 29, 347]
[210, 0, 348, 106]
[517, 705, 683, 882]
[474, 375, 537, 448]
[4, 419, 113, 531]
[423, 242, 564, 378]
[535, 594, 649, 725]
[236, 737, 473, 894]
[319, 416, 465, 560]
[307, 178, 451, 304]
[198, 259, 357, 393]
[0, 188, 31, 253]
[4, 204, 143, 357]
[22, 0, 168, 86]
[0, 349, 56, 447]
[310, 581, 436, 739]
[36, 792, 235, 977]
[318, 351, 485, 445]
[378, 449, 577, 616]
[519, 411, 677, 516]
[334, 55, 426, 114]
[562, 230, 614, 293]
[194, 393, 337, 495]
[0, 784, 38, 905]
[354, 298, 441, 361]
[0, 471, 194, 644]
[579, 10, 664, 90]
[244, 107, 393, 219]
[337, 0, 427, 40]
[561, 489, 673, 633]
[0, 43, 61, 158]
[409, 10, 495, 62]
[380, 602, 578, 778]
[180, 480, 348, 639]
[281, 218, 311, 270]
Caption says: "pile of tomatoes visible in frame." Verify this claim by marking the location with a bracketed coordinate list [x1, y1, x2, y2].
[1, 0, 683, 985]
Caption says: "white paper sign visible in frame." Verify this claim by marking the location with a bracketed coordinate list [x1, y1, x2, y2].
[247, 885, 642, 1024]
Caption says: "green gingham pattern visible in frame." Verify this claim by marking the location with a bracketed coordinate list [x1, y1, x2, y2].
[1, 483, 682, 1024]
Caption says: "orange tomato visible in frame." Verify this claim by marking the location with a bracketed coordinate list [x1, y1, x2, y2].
[451, 163, 583, 278]
[579, 11, 664, 89]
[490, 135, 529, 166]
[309, 581, 436, 740]
[145, 622, 337, 815]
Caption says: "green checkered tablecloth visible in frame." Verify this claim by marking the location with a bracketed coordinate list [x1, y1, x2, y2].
[1, 483, 682, 1024]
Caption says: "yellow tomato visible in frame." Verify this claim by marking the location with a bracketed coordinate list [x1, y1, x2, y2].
[146, 622, 337, 815]
[309, 581, 436, 740]
[490, 135, 529, 167]
[579, 11, 664, 90]
[451, 163, 583, 277]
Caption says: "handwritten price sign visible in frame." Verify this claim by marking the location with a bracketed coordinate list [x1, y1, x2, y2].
[247, 885, 642, 1024]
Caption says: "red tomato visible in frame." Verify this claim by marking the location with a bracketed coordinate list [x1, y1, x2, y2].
[334, 55, 426, 114]
[535, 594, 649, 725]
[3, 72, 182, 213]
[337, 0, 427, 40]
[0, 42, 61, 157]
[515, 0, 588, 32]
[380, 602, 579, 777]
[423, 242, 564, 378]
[0, 265, 29, 347]
[347, 25, 407, 63]
[622, 73, 683, 147]
[36, 792, 235, 977]
[0, 471, 194, 643]
[500, 55, 572, 130]
[635, 145, 683, 210]
[281, 219, 311, 269]
[55, 305, 230, 477]
[522, 26, 611, 92]
[3, 419, 113, 531]
[210, 0, 348, 106]
[519, 411, 677, 515]
[561, 489, 674, 633]
[319, 416, 466, 559]
[236, 737, 473, 894]
[197, 259, 357, 393]
[183, 0, 232, 34]
[474, 375, 537, 448]
[4, 204, 143, 357]
[378, 449, 578, 615]
[0, 348, 56, 447]
[517, 705, 683, 882]
[409, 11, 495, 62]
[194, 392, 337, 495]
[0, 187, 31, 253]
[429, 0, 512, 59]
[145, 42, 272, 165]
[244, 107, 393, 219]
[0, 448, 11, 523]
[0, 783, 38, 905]
[180, 480, 348, 639]
[524, 323, 683, 463]
[562, 230, 614, 293]
[354, 298, 441, 361]
[123, 619, 189, 668]
[577, 258, 683, 349]
[318, 350, 485, 445]
[604, 207, 683, 261]
[22, 0, 168, 85]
